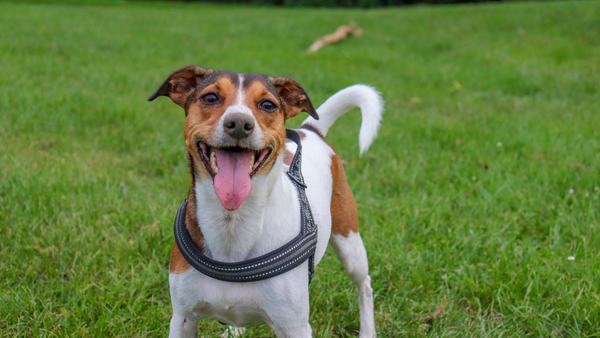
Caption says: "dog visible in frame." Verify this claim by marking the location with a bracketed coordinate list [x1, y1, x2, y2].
[149, 65, 382, 338]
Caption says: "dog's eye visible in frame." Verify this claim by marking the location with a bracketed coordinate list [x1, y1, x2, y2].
[201, 93, 221, 105]
[258, 100, 277, 112]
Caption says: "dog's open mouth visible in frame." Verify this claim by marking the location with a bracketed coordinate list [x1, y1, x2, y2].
[196, 140, 273, 211]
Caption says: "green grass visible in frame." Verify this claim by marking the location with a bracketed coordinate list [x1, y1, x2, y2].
[1, 0, 599, 336]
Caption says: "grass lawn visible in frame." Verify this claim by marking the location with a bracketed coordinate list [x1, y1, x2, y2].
[1, 0, 599, 336]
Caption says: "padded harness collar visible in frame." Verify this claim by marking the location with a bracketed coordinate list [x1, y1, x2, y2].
[173, 129, 318, 285]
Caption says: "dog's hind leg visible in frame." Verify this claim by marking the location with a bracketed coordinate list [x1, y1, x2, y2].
[328, 153, 376, 338]
[330, 233, 376, 338]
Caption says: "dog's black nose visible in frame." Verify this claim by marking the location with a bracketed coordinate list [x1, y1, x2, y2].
[223, 112, 255, 139]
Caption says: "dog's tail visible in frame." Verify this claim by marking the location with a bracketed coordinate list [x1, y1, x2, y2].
[301, 84, 383, 155]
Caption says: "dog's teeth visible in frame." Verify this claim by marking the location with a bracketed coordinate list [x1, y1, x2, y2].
[210, 149, 218, 173]
[249, 154, 255, 173]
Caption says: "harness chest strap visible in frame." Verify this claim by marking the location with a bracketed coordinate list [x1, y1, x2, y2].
[173, 129, 318, 285]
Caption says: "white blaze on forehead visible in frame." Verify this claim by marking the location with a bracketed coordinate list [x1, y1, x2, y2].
[237, 74, 245, 105]
[222, 73, 252, 116]
[216, 73, 264, 143]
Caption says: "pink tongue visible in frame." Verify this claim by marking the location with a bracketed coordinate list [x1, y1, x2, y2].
[213, 149, 253, 211]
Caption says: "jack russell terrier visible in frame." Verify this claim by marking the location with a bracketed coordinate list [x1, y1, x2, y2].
[149, 65, 383, 338]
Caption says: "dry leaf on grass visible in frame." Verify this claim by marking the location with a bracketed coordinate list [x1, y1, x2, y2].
[307, 21, 363, 53]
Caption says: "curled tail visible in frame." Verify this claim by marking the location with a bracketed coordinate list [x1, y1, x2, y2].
[301, 84, 383, 154]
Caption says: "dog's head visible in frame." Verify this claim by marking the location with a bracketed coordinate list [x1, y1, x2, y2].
[149, 66, 318, 211]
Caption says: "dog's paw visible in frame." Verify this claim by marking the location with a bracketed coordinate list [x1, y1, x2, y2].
[221, 326, 246, 338]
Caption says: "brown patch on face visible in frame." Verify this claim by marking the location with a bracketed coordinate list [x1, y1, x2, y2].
[151, 68, 319, 183]
[169, 186, 205, 274]
[184, 74, 240, 178]
[242, 79, 286, 176]
[330, 153, 359, 237]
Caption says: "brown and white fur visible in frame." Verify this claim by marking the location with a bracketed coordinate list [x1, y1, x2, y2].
[149, 66, 383, 338]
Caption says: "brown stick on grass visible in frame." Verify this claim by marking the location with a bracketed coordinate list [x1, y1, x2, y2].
[307, 21, 363, 53]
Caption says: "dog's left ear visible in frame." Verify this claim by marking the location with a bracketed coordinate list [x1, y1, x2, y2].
[148, 65, 214, 107]
[268, 76, 319, 120]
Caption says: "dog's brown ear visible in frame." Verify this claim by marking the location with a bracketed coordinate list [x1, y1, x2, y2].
[148, 66, 214, 107]
[268, 76, 319, 120]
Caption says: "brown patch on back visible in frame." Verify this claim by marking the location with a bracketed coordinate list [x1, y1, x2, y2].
[330, 153, 359, 237]
[298, 124, 357, 236]
[169, 168, 205, 274]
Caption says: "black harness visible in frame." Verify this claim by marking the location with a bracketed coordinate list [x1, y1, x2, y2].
[173, 129, 318, 285]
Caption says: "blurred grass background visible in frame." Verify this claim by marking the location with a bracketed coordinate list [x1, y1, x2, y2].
[0, 0, 599, 336]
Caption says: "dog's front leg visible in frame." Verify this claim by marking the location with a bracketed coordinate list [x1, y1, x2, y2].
[264, 288, 312, 338]
[168, 312, 200, 338]
[169, 273, 203, 338]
